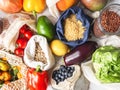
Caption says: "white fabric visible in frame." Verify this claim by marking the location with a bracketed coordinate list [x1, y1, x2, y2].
[81, 61, 120, 90]
[46, 0, 60, 20]
[24, 35, 55, 70]
[90, 35, 120, 47]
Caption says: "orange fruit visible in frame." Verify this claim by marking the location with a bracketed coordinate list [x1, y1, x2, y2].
[56, 0, 76, 11]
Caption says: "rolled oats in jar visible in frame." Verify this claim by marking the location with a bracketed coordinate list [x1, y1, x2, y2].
[93, 4, 120, 38]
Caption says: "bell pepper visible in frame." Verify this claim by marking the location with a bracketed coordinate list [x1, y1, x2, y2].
[36, 16, 55, 41]
[23, 0, 46, 13]
[27, 66, 48, 90]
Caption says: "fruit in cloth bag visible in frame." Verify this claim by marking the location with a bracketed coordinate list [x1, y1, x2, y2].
[24, 35, 55, 70]
[51, 64, 81, 90]
[36, 16, 55, 41]
[0, 13, 36, 52]
[23, 0, 46, 13]
[14, 24, 34, 57]
[56, 0, 76, 11]
[0, 0, 23, 13]
[27, 66, 48, 90]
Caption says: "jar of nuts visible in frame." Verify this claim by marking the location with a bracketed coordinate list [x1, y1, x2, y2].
[93, 4, 120, 38]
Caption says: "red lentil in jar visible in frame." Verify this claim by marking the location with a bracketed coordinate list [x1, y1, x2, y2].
[93, 4, 120, 38]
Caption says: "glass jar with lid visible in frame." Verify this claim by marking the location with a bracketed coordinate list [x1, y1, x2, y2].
[93, 4, 120, 38]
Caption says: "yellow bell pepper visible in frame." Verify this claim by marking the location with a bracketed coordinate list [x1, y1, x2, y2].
[0, 62, 10, 71]
[0, 71, 12, 81]
[23, 0, 46, 13]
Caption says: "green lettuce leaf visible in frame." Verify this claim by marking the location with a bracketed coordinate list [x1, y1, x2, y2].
[92, 46, 120, 83]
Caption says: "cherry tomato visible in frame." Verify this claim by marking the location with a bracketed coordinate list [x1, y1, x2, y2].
[14, 48, 24, 57]
[20, 24, 29, 34]
[24, 30, 33, 39]
[16, 37, 28, 49]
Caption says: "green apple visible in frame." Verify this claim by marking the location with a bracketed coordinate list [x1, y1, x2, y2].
[80, 0, 108, 11]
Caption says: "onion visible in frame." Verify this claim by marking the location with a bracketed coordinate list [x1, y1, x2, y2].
[0, 0, 23, 13]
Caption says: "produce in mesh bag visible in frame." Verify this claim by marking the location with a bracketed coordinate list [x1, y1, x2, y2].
[0, 50, 28, 90]
[50, 60, 81, 90]
[0, 13, 36, 52]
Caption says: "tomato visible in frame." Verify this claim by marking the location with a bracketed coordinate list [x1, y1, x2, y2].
[24, 30, 33, 39]
[20, 24, 29, 34]
[19, 24, 33, 39]
[14, 48, 24, 57]
[16, 38, 28, 49]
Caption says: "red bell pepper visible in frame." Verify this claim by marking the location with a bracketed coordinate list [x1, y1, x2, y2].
[27, 66, 48, 90]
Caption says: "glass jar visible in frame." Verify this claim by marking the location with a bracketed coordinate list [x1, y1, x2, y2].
[93, 4, 120, 38]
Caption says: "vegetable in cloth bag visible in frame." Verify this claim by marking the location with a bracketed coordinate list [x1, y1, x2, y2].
[0, 13, 36, 52]
[0, 50, 28, 90]
[82, 46, 120, 90]
[24, 35, 55, 70]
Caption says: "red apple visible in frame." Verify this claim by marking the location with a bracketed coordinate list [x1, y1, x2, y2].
[80, 0, 108, 11]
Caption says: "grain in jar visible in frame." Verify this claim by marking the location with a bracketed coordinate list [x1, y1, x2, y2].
[93, 4, 120, 38]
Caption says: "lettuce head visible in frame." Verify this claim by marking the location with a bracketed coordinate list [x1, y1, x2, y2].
[92, 46, 120, 83]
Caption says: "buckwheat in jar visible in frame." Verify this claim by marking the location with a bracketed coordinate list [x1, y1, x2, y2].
[93, 4, 120, 38]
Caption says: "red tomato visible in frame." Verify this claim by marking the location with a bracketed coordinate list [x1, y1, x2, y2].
[20, 24, 29, 34]
[14, 48, 24, 57]
[16, 37, 28, 49]
[24, 30, 33, 39]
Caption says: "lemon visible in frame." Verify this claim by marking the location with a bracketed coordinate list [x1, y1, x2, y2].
[50, 39, 70, 56]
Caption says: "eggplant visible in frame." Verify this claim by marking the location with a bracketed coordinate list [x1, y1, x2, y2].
[63, 41, 98, 66]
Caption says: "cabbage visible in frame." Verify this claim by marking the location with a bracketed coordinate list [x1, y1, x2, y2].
[92, 46, 120, 83]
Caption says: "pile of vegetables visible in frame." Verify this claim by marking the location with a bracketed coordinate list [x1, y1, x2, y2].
[0, 0, 118, 90]
[0, 57, 22, 87]
[14, 24, 34, 57]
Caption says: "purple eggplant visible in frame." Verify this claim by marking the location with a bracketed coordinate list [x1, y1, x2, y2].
[63, 41, 98, 66]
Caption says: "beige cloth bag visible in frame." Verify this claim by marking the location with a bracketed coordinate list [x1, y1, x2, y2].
[24, 35, 55, 70]
[46, 0, 60, 20]
[0, 13, 36, 52]
[0, 50, 28, 90]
